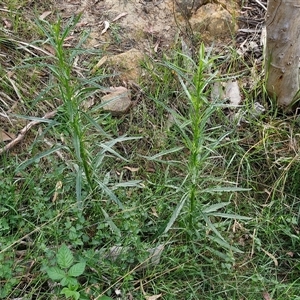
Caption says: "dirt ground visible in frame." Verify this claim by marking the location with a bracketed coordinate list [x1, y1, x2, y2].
[55, 0, 241, 53]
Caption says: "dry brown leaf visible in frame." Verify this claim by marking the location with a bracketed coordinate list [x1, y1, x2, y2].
[123, 166, 139, 172]
[76, 21, 88, 28]
[101, 21, 110, 35]
[263, 291, 272, 300]
[2, 18, 13, 29]
[39, 11, 52, 20]
[0, 110, 57, 155]
[112, 13, 128, 22]
[0, 130, 15, 142]
[43, 44, 55, 55]
[82, 97, 95, 110]
[261, 248, 278, 267]
[154, 40, 160, 53]
[145, 294, 162, 300]
[151, 207, 158, 217]
[52, 181, 63, 203]
[91, 55, 108, 74]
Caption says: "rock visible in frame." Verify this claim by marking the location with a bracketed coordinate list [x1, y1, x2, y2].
[107, 49, 144, 82]
[189, 3, 238, 43]
[101, 86, 132, 116]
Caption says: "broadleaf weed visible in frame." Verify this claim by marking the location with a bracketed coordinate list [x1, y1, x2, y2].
[45, 244, 86, 299]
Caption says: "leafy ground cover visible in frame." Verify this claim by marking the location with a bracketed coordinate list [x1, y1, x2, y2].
[0, 1, 299, 299]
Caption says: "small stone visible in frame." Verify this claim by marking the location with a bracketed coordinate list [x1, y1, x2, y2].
[101, 86, 132, 116]
[107, 49, 144, 82]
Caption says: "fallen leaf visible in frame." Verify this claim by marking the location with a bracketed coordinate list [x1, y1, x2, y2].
[82, 97, 95, 110]
[154, 40, 160, 53]
[91, 55, 108, 74]
[211, 81, 225, 100]
[225, 80, 241, 107]
[52, 181, 63, 203]
[0, 129, 15, 142]
[39, 11, 52, 20]
[112, 13, 128, 22]
[2, 18, 13, 30]
[43, 44, 55, 55]
[76, 21, 88, 27]
[151, 207, 158, 217]
[101, 21, 110, 35]
[263, 291, 272, 300]
[145, 294, 162, 300]
[124, 166, 139, 172]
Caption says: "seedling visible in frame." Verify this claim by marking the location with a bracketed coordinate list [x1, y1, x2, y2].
[45, 244, 86, 300]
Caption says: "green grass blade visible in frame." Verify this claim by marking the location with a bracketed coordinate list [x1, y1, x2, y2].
[202, 202, 230, 213]
[101, 208, 121, 237]
[162, 193, 189, 235]
[201, 186, 251, 193]
[202, 213, 226, 242]
[140, 146, 184, 161]
[76, 167, 83, 208]
[95, 179, 124, 209]
[208, 235, 243, 254]
[16, 145, 65, 172]
[207, 212, 251, 220]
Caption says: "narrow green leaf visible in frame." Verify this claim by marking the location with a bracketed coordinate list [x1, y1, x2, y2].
[82, 112, 111, 138]
[112, 180, 143, 189]
[205, 246, 234, 262]
[46, 266, 66, 281]
[140, 147, 184, 161]
[202, 202, 230, 213]
[76, 167, 83, 208]
[101, 208, 121, 237]
[16, 145, 65, 171]
[207, 212, 251, 220]
[202, 213, 226, 242]
[162, 193, 188, 234]
[95, 179, 124, 209]
[99, 142, 129, 162]
[11, 113, 58, 124]
[57, 244, 74, 269]
[95, 135, 142, 168]
[201, 186, 251, 193]
[68, 262, 86, 277]
[208, 235, 243, 253]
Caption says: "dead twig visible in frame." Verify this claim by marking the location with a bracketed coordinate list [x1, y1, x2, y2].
[0, 110, 57, 155]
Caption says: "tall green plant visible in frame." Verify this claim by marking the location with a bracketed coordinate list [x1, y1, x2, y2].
[38, 15, 93, 200]
[158, 44, 250, 250]
[15, 15, 141, 209]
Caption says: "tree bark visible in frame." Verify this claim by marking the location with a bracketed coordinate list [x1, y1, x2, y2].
[265, 0, 300, 108]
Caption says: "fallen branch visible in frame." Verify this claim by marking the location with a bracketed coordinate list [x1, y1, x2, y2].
[0, 110, 57, 155]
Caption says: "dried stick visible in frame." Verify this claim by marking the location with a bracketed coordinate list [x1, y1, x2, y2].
[0, 110, 57, 155]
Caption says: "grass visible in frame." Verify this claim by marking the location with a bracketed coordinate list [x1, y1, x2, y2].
[0, 2, 300, 300]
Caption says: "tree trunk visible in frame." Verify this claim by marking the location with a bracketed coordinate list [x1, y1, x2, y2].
[265, 0, 300, 108]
